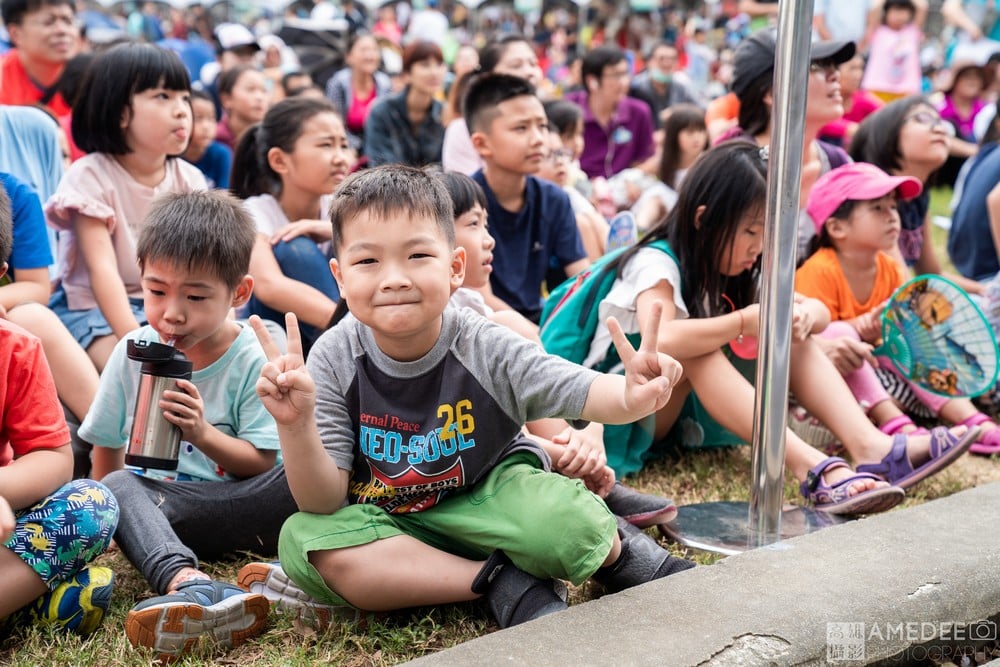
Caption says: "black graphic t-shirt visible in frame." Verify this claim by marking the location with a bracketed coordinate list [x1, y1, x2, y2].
[307, 307, 600, 513]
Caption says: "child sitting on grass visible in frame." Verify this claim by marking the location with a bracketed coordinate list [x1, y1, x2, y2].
[243, 165, 695, 630]
[80, 191, 297, 660]
[0, 185, 119, 638]
[439, 170, 677, 527]
[797, 162, 1000, 456]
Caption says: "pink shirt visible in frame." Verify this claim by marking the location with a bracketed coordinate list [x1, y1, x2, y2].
[862, 24, 922, 95]
[45, 153, 207, 310]
[441, 119, 483, 176]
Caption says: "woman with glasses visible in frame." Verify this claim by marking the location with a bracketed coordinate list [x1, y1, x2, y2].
[723, 28, 856, 257]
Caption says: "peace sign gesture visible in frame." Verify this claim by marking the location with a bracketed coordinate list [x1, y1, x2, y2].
[250, 313, 316, 427]
[607, 301, 682, 416]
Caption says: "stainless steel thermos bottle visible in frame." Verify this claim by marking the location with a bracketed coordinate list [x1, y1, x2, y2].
[125, 340, 193, 470]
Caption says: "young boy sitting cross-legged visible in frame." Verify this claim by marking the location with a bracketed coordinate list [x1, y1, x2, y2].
[243, 165, 695, 628]
[81, 191, 298, 659]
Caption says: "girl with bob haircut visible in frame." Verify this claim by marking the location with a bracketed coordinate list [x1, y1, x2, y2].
[550, 141, 978, 514]
[231, 97, 351, 355]
[363, 40, 447, 168]
[45, 42, 206, 371]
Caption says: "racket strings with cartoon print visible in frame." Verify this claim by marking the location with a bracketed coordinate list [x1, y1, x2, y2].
[874, 275, 1000, 398]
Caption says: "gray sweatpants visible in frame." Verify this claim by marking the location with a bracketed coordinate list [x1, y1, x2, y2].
[102, 465, 297, 594]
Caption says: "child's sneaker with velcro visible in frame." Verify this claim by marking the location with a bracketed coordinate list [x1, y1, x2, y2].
[14, 564, 114, 636]
[125, 579, 268, 660]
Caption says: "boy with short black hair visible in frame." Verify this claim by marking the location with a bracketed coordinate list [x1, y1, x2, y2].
[0, 183, 119, 638]
[80, 190, 298, 660]
[246, 165, 695, 630]
[465, 73, 589, 323]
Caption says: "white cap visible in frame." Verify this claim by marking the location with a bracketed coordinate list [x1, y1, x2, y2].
[215, 23, 260, 52]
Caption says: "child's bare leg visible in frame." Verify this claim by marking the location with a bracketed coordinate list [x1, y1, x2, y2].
[787, 338, 966, 466]
[679, 350, 882, 495]
[5, 303, 98, 421]
[0, 547, 47, 617]
[308, 536, 486, 610]
[310, 534, 623, 612]
[85, 334, 117, 373]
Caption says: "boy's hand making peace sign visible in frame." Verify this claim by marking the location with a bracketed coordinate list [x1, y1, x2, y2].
[250, 313, 316, 427]
[607, 301, 683, 416]
[580, 300, 683, 425]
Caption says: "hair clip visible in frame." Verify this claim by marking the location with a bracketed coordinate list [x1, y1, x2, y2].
[759, 145, 769, 162]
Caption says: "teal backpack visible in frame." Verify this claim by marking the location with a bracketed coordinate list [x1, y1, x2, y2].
[540, 239, 677, 369]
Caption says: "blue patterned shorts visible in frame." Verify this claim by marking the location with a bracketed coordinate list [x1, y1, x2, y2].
[5, 479, 119, 589]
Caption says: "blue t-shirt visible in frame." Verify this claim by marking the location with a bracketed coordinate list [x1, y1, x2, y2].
[79, 324, 280, 482]
[188, 141, 232, 190]
[471, 171, 586, 320]
[0, 171, 54, 274]
[949, 142, 1000, 281]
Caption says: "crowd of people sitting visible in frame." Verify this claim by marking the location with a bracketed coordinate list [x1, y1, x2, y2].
[2, 0, 1000, 659]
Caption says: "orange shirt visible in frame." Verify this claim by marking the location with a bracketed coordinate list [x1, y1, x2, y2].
[0, 50, 71, 118]
[705, 92, 739, 125]
[795, 247, 903, 321]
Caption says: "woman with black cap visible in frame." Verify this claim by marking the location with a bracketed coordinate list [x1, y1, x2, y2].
[721, 28, 857, 257]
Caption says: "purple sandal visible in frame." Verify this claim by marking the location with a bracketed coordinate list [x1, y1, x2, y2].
[800, 457, 905, 516]
[855, 426, 980, 490]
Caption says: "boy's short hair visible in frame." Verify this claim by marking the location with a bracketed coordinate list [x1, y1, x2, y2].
[581, 45, 626, 88]
[189, 88, 214, 105]
[137, 190, 254, 289]
[543, 99, 583, 137]
[0, 185, 11, 265]
[330, 165, 455, 252]
[463, 73, 537, 134]
[1, 0, 73, 26]
[435, 171, 487, 219]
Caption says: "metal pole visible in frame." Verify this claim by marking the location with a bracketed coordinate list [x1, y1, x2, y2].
[747, 0, 815, 545]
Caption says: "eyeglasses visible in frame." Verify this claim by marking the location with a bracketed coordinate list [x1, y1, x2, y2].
[809, 58, 839, 76]
[22, 13, 77, 29]
[905, 111, 957, 136]
[544, 148, 574, 163]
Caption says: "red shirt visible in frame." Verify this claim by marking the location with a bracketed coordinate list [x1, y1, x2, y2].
[0, 50, 71, 117]
[0, 319, 69, 467]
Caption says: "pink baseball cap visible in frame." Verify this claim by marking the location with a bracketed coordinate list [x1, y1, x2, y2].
[806, 162, 923, 233]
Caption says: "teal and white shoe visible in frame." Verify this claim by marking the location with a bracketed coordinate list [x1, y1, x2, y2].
[125, 579, 268, 659]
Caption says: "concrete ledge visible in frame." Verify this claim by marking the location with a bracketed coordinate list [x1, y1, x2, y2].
[409, 482, 1000, 666]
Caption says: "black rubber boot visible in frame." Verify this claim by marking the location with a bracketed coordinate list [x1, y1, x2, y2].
[471, 551, 567, 628]
[591, 522, 696, 594]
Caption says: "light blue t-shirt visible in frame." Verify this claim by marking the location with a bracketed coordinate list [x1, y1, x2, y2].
[79, 324, 280, 481]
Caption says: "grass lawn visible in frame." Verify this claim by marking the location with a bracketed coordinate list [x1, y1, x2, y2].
[5, 187, 1000, 665]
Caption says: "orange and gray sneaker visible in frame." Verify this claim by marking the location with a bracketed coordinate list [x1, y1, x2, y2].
[237, 561, 352, 630]
[125, 579, 268, 660]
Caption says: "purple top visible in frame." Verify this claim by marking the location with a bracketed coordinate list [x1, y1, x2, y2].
[564, 91, 655, 179]
[938, 95, 987, 142]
